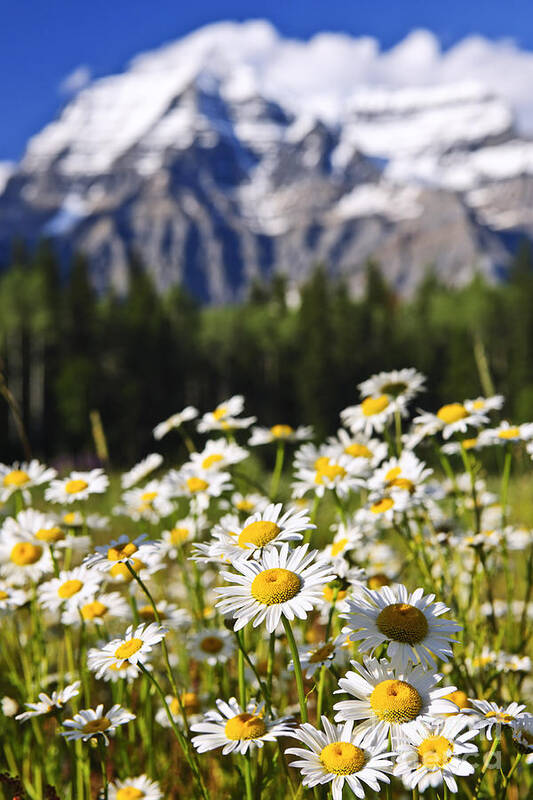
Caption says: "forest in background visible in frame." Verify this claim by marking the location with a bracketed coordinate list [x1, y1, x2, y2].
[1, 239, 533, 465]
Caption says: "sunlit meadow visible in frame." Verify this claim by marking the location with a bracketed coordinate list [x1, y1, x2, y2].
[0, 370, 532, 800]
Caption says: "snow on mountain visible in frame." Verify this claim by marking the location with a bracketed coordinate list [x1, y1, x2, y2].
[4, 21, 533, 300]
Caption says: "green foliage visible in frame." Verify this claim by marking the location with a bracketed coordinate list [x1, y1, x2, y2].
[1, 241, 533, 463]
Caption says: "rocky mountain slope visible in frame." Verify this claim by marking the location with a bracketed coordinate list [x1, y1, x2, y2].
[2, 21, 533, 301]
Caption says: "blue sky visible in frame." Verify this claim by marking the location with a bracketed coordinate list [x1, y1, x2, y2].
[3, 0, 533, 161]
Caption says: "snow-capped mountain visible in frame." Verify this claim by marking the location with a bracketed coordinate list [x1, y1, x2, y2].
[3, 21, 533, 300]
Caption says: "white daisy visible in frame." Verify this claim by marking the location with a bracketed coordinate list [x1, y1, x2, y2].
[327, 429, 388, 472]
[61, 591, 130, 626]
[341, 584, 461, 670]
[2, 508, 72, 550]
[86, 623, 168, 677]
[463, 395, 504, 414]
[165, 467, 231, 512]
[292, 449, 364, 499]
[87, 652, 145, 684]
[228, 492, 270, 515]
[208, 502, 314, 561]
[189, 628, 236, 665]
[0, 460, 57, 504]
[155, 692, 204, 728]
[16, 682, 81, 722]
[191, 697, 293, 755]
[61, 704, 135, 745]
[358, 492, 411, 525]
[341, 395, 404, 437]
[215, 543, 336, 633]
[481, 421, 533, 444]
[394, 716, 478, 793]
[187, 439, 248, 472]
[38, 566, 103, 613]
[153, 406, 198, 440]
[367, 452, 433, 505]
[0, 583, 27, 613]
[83, 534, 161, 574]
[45, 469, 109, 504]
[359, 369, 426, 405]
[0, 531, 53, 584]
[109, 774, 162, 800]
[291, 639, 344, 679]
[197, 395, 256, 433]
[248, 424, 313, 446]
[466, 700, 527, 740]
[286, 716, 394, 800]
[333, 656, 457, 747]
[160, 517, 202, 559]
[121, 453, 163, 489]
[134, 599, 191, 630]
[412, 404, 488, 441]
[116, 479, 175, 522]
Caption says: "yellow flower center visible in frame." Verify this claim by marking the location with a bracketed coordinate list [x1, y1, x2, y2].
[82, 717, 111, 734]
[224, 712, 266, 740]
[236, 500, 254, 512]
[369, 679, 423, 723]
[0, 590, 9, 600]
[10, 542, 43, 566]
[319, 742, 366, 775]
[81, 600, 108, 620]
[213, 405, 228, 421]
[251, 568, 301, 605]
[472, 400, 485, 410]
[186, 477, 209, 493]
[200, 636, 224, 654]
[380, 381, 408, 398]
[170, 692, 199, 716]
[58, 579, 84, 599]
[485, 711, 515, 723]
[63, 512, 78, 525]
[238, 520, 281, 548]
[376, 603, 429, 645]
[114, 638, 143, 660]
[138, 605, 165, 621]
[370, 497, 394, 514]
[202, 454, 223, 469]
[498, 427, 520, 439]
[314, 459, 347, 484]
[345, 443, 372, 458]
[418, 735, 453, 768]
[367, 573, 390, 590]
[35, 526, 65, 543]
[330, 538, 349, 557]
[323, 586, 348, 603]
[65, 479, 89, 494]
[3, 469, 30, 488]
[116, 788, 144, 800]
[140, 491, 158, 505]
[270, 424, 294, 438]
[385, 467, 415, 492]
[108, 542, 138, 561]
[437, 404, 468, 424]
[443, 690, 471, 711]
[170, 527, 190, 545]
[462, 438, 478, 450]
[361, 395, 389, 416]
[309, 643, 335, 663]
[110, 558, 145, 581]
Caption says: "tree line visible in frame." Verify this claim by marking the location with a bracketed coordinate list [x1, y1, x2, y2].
[1, 240, 533, 465]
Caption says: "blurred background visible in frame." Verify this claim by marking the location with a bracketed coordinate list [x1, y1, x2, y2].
[2, 1, 533, 464]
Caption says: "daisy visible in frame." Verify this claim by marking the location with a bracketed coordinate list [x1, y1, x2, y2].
[165, 467, 231, 512]
[215, 543, 336, 633]
[0, 531, 53, 585]
[197, 395, 256, 433]
[327, 430, 388, 472]
[333, 656, 457, 747]
[16, 682, 81, 722]
[134, 599, 191, 630]
[86, 623, 168, 677]
[463, 395, 504, 414]
[229, 492, 270, 515]
[248, 424, 313, 446]
[191, 697, 293, 755]
[412, 404, 488, 441]
[45, 469, 109, 504]
[189, 628, 236, 665]
[117, 479, 175, 522]
[466, 700, 527, 739]
[367, 452, 433, 505]
[38, 567, 103, 613]
[87, 653, 144, 684]
[153, 406, 198, 440]
[83, 534, 161, 573]
[62, 704, 135, 745]
[121, 453, 163, 489]
[482, 421, 533, 444]
[109, 775, 162, 800]
[156, 692, 204, 728]
[292, 447, 364, 499]
[359, 368, 426, 405]
[341, 395, 404, 437]
[210, 503, 314, 561]
[61, 591, 130, 626]
[0, 460, 57, 504]
[188, 439, 248, 472]
[286, 716, 394, 800]
[341, 584, 461, 670]
[394, 716, 478, 793]
[0, 583, 27, 613]
[291, 639, 344, 679]
[160, 517, 202, 559]
[3, 508, 71, 550]
[358, 492, 410, 525]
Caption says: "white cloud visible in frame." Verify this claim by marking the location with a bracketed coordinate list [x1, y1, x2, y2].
[59, 65, 92, 95]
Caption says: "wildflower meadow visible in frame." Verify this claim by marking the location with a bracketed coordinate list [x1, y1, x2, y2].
[0, 369, 532, 799]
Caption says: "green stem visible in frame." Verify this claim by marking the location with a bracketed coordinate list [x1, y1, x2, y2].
[332, 488, 347, 526]
[394, 407, 403, 456]
[500, 446, 512, 526]
[234, 630, 271, 707]
[472, 737, 499, 800]
[243, 752, 254, 800]
[270, 440, 285, 500]
[283, 617, 307, 723]
[238, 632, 246, 709]
[98, 740, 109, 800]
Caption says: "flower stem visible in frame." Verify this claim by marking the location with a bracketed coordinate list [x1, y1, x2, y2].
[270, 440, 286, 500]
[472, 737, 499, 800]
[282, 617, 307, 723]
[243, 752, 253, 800]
